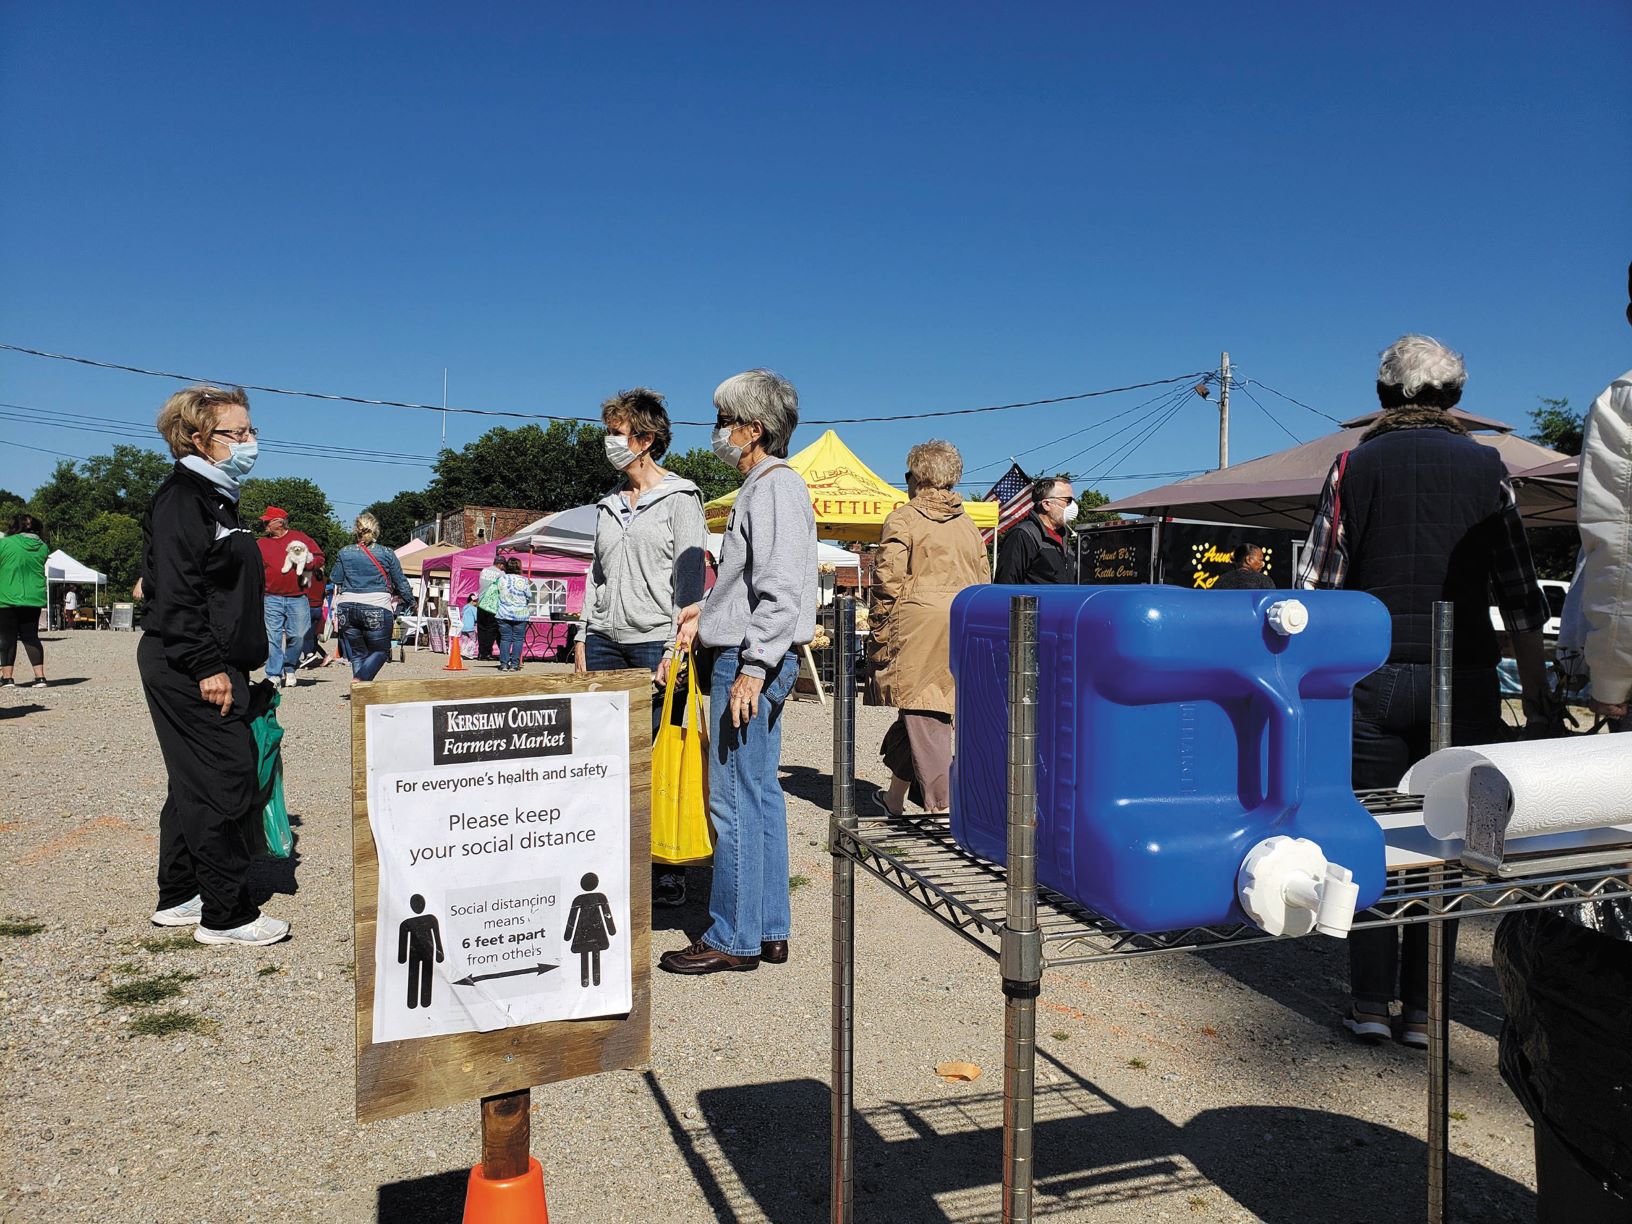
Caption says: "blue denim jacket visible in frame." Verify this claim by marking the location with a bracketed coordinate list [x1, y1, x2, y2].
[332, 544, 413, 604]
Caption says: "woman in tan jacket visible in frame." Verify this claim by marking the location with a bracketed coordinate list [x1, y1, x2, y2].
[868, 440, 989, 815]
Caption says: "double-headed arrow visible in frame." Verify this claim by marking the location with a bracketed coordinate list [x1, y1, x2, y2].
[453, 963, 558, 987]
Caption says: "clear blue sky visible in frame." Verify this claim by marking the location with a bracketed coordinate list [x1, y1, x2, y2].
[3, 1, 1628, 513]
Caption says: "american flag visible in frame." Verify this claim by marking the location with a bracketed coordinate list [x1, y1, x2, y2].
[981, 462, 1033, 543]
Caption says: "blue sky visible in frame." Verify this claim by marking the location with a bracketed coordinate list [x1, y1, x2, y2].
[3, 1, 1628, 513]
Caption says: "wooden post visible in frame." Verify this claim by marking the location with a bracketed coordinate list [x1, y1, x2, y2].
[480, 1089, 531, 1179]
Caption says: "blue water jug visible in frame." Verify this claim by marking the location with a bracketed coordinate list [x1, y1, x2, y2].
[949, 586, 1391, 934]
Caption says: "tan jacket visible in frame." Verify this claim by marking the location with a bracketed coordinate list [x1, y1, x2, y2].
[867, 489, 989, 714]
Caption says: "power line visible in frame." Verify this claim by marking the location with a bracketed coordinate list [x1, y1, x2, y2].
[1084, 396, 1191, 482]
[0, 340, 1208, 428]
[0, 435, 91, 463]
[1240, 378, 1342, 424]
[1046, 383, 1199, 475]
[1235, 382, 1304, 445]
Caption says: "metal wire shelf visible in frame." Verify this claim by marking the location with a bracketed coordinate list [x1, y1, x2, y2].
[833, 791, 1632, 970]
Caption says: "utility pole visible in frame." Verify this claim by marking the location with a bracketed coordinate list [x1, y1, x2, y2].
[1217, 351, 1231, 470]
[441, 368, 449, 448]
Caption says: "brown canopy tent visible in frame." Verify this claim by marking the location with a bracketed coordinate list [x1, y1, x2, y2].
[1510, 455, 1579, 526]
[1099, 408, 1569, 532]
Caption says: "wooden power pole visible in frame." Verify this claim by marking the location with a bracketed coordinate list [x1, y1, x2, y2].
[1217, 351, 1231, 469]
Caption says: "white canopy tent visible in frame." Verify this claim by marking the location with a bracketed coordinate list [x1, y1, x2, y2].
[46, 549, 108, 628]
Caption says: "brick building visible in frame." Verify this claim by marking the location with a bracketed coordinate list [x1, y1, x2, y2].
[412, 506, 547, 548]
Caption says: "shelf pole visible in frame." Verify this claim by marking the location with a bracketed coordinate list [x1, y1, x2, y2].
[1427, 600, 1454, 1224]
[830, 595, 858, 1224]
[1002, 595, 1042, 1223]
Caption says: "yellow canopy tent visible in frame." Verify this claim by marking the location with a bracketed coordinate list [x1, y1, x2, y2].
[704, 429, 1000, 542]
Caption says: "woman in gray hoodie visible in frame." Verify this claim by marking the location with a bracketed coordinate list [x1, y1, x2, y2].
[574, 387, 708, 906]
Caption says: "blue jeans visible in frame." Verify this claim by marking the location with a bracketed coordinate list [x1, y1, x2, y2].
[703, 647, 799, 956]
[497, 619, 528, 669]
[340, 604, 394, 682]
[1349, 663, 1502, 1011]
[583, 633, 667, 739]
[263, 595, 311, 678]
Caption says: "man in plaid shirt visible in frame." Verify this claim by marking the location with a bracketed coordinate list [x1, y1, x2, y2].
[1296, 334, 1549, 1051]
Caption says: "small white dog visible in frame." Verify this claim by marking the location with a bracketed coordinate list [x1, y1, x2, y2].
[281, 539, 313, 587]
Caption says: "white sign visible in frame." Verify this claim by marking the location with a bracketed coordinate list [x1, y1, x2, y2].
[365, 690, 631, 1044]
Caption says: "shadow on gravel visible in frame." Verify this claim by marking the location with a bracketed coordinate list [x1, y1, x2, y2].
[647, 1069, 1532, 1222]
[1202, 930, 1505, 1041]
[38, 676, 91, 687]
[779, 764, 832, 814]
[0, 703, 48, 718]
[377, 1168, 467, 1221]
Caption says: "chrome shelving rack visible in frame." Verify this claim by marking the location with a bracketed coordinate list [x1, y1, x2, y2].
[827, 596, 1632, 1224]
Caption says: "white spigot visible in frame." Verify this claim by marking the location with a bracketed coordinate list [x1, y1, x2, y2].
[1266, 599, 1309, 636]
[1237, 835, 1359, 939]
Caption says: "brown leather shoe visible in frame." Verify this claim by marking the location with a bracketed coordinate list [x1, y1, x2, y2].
[760, 940, 788, 964]
[659, 939, 760, 975]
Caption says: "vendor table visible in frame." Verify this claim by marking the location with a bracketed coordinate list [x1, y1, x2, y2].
[826, 596, 1632, 1224]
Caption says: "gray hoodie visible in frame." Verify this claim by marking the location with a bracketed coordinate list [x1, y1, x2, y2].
[699, 457, 818, 677]
[583, 472, 708, 645]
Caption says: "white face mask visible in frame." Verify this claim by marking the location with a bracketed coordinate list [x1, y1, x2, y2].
[711, 425, 744, 466]
[604, 434, 639, 470]
[1060, 500, 1079, 525]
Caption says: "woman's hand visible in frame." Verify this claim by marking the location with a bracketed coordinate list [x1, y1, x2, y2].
[198, 671, 233, 716]
[673, 603, 701, 652]
[655, 653, 672, 688]
[1590, 696, 1629, 721]
[728, 672, 765, 728]
[573, 640, 587, 675]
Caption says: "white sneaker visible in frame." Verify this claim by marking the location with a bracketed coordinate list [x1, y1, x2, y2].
[1343, 1003, 1393, 1042]
[194, 914, 291, 946]
[281, 672, 296, 689]
[151, 896, 204, 926]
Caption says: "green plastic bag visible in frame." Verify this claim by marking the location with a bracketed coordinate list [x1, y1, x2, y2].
[249, 686, 292, 859]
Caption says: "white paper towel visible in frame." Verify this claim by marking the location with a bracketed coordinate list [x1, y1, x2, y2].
[1401, 737, 1632, 842]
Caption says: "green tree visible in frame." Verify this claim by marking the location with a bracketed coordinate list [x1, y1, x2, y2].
[0, 487, 26, 526]
[240, 476, 348, 561]
[78, 445, 172, 518]
[362, 490, 434, 548]
[71, 511, 145, 595]
[665, 446, 743, 502]
[1525, 396, 1584, 580]
[426, 422, 618, 513]
[1075, 487, 1118, 526]
[1528, 396, 1582, 456]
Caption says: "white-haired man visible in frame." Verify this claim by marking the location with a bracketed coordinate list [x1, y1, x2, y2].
[1299, 334, 1549, 1048]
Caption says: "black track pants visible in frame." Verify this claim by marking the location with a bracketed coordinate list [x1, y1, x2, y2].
[138, 634, 260, 930]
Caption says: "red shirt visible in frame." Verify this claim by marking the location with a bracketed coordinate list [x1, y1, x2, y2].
[257, 530, 326, 597]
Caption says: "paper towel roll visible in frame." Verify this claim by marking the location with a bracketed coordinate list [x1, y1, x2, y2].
[1400, 737, 1632, 842]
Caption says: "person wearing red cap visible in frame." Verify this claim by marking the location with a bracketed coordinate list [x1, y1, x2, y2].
[256, 506, 325, 689]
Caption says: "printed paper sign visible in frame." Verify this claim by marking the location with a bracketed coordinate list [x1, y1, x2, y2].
[365, 690, 631, 1044]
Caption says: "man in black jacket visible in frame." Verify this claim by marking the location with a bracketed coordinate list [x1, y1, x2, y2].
[995, 475, 1075, 584]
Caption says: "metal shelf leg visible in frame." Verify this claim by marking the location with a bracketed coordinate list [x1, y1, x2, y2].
[830, 596, 857, 1224]
[1002, 597, 1042, 1223]
[1427, 602, 1453, 1224]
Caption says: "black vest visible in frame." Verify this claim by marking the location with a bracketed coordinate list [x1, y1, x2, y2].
[1340, 426, 1507, 666]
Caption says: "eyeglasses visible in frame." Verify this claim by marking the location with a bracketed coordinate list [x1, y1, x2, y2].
[714, 416, 742, 429]
[211, 427, 259, 441]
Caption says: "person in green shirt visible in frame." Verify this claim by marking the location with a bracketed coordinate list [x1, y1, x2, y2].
[0, 513, 50, 687]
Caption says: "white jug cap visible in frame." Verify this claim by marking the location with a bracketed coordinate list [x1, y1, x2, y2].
[1266, 599, 1309, 636]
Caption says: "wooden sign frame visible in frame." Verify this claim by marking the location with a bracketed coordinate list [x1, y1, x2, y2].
[352, 670, 653, 1124]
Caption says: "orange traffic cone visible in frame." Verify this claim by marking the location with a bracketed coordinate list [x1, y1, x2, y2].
[445, 623, 465, 671]
[463, 1157, 548, 1223]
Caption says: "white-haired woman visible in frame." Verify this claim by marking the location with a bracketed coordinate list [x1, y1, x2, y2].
[664, 369, 817, 975]
[331, 512, 414, 682]
[139, 386, 287, 946]
[868, 440, 987, 815]
[1298, 334, 1549, 1046]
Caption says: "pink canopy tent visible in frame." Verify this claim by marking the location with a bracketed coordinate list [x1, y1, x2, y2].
[420, 540, 591, 660]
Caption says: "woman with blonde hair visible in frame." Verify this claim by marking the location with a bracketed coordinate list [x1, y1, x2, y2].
[330, 512, 414, 682]
[139, 385, 287, 946]
[868, 440, 988, 815]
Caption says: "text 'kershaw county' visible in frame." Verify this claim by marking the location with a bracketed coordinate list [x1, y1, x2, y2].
[431, 697, 575, 766]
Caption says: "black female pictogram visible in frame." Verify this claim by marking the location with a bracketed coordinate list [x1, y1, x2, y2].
[563, 873, 616, 987]
[397, 894, 444, 1009]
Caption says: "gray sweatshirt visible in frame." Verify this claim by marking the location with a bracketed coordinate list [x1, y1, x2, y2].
[583, 472, 708, 646]
[699, 457, 818, 677]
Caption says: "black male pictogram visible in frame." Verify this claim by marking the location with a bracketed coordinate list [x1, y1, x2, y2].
[397, 894, 445, 1009]
[564, 873, 616, 987]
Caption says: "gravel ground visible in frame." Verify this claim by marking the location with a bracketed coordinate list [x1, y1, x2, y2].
[1, 632, 1541, 1223]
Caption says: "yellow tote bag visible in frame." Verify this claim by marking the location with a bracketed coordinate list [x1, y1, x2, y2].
[651, 648, 713, 865]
